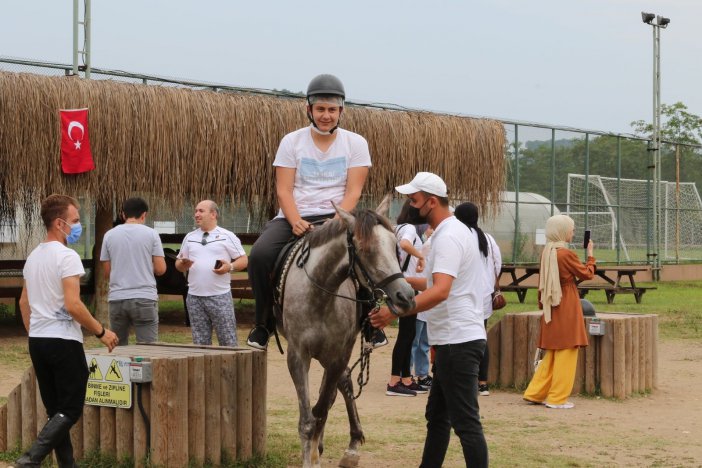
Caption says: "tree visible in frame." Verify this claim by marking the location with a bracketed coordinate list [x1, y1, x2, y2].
[631, 101, 702, 145]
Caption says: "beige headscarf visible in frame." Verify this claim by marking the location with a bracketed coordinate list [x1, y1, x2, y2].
[539, 215, 574, 323]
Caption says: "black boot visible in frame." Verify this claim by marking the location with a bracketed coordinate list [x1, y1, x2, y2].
[55, 432, 78, 468]
[15, 413, 74, 467]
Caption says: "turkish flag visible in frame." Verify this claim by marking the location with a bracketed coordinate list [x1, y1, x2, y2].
[60, 108, 95, 174]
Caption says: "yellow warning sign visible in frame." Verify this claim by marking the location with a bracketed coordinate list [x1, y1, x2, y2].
[105, 359, 123, 382]
[84, 355, 132, 408]
[88, 358, 103, 380]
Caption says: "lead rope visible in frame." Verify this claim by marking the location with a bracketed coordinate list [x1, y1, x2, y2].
[348, 304, 380, 400]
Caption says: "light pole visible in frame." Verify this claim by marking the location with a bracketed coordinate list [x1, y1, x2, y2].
[641, 12, 670, 281]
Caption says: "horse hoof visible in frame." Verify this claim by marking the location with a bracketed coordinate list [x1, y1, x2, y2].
[338, 451, 360, 468]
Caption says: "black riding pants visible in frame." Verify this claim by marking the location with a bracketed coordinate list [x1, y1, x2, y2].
[248, 214, 333, 327]
[478, 319, 490, 382]
[391, 314, 417, 377]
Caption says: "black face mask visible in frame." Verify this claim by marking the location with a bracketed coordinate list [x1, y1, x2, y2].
[408, 198, 432, 224]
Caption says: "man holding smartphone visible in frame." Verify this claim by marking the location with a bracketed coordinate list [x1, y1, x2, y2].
[175, 200, 248, 346]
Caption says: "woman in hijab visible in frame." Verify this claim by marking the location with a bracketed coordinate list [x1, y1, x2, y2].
[523, 214, 595, 409]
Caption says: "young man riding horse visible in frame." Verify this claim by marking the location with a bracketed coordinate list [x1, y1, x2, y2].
[247, 74, 382, 350]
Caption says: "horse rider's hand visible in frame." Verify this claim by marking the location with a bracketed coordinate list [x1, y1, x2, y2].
[213, 260, 231, 275]
[100, 329, 119, 352]
[292, 219, 313, 237]
[369, 305, 394, 329]
[416, 256, 425, 273]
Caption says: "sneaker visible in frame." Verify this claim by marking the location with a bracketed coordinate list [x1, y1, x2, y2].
[246, 326, 270, 350]
[416, 375, 433, 390]
[371, 329, 388, 349]
[545, 401, 575, 409]
[404, 380, 428, 394]
[386, 382, 417, 397]
[478, 384, 490, 396]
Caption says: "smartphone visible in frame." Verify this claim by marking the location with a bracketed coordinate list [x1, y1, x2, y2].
[583, 229, 591, 249]
[214, 260, 223, 269]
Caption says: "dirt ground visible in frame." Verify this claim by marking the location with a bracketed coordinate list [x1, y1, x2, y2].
[2, 322, 702, 467]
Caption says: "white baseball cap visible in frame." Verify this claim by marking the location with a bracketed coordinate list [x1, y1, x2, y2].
[395, 172, 448, 198]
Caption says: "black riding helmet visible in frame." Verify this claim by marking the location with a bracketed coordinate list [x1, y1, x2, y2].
[306, 74, 345, 134]
[580, 298, 596, 317]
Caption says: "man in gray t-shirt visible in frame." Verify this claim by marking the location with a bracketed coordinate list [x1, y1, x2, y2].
[100, 197, 166, 345]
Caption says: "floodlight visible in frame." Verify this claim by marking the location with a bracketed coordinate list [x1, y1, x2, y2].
[641, 12, 655, 24]
[657, 16, 670, 28]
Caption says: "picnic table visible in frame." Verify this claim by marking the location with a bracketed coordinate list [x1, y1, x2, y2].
[498, 264, 656, 304]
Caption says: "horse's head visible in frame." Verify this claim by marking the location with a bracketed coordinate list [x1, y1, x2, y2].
[334, 203, 416, 316]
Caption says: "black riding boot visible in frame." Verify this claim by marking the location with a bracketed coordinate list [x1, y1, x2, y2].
[55, 432, 78, 468]
[15, 413, 74, 467]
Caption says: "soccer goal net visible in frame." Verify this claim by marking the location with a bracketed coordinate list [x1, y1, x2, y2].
[567, 173, 702, 262]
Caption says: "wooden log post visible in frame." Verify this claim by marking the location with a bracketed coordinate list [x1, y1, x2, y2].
[584, 332, 597, 394]
[251, 350, 267, 456]
[115, 408, 132, 461]
[624, 318, 633, 396]
[21, 368, 37, 449]
[638, 318, 646, 391]
[651, 315, 659, 389]
[573, 344, 586, 395]
[35, 383, 47, 437]
[526, 314, 540, 381]
[486, 322, 501, 384]
[167, 357, 189, 467]
[599, 321, 614, 398]
[70, 414, 83, 460]
[221, 353, 238, 462]
[150, 358, 170, 467]
[0, 404, 7, 452]
[512, 314, 529, 389]
[237, 351, 253, 461]
[205, 354, 222, 465]
[631, 317, 640, 394]
[498, 314, 514, 387]
[82, 404, 100, 454]
[612, 319, 626, 400]
[133, 383, 151, 468]
[99, 407, 116, 456]
[188, 355, 206, 466]
[644, 317, 653, 390]
[7, 386, 21, 451]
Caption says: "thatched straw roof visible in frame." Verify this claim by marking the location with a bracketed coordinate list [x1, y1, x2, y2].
[0, 71, 505, 223]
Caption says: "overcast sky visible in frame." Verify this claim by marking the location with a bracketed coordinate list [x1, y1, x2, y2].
[2, 0, 701, 136]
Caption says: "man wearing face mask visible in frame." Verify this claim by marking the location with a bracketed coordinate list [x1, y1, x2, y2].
[16, 194, 118, 468]
[370, 172, 489, 468]
[246, 74, 373, 350]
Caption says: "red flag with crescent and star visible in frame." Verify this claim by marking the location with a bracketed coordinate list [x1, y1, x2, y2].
[60, 108, 95, 174]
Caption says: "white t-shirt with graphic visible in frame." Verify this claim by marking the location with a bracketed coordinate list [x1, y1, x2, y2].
[273, 126, 372, 218]
[396, 224, 423, 279]
[424, 216, 486, 346]
[179, 226, 246, 297]
[23, 241, 85, 342]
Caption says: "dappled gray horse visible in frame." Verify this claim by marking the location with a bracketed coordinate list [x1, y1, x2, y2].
[276, 204, 415, 468]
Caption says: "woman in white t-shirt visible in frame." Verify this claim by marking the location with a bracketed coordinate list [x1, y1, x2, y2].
[386, 200, 428, 397]
[411, 226, 434, 390]
[455, 202, 501, 396]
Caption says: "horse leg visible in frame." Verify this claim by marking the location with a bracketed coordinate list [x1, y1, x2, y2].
[287, 347, 317, 468]
[309, 365, 345, 466]
[337, 368, 365, 468]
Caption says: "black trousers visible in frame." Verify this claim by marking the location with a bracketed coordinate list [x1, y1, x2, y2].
[478, 319, 490, 382]
[420, 339, 488, 468]
[248, 214, 333, 327]
[29, 337, 89, 423]
[391, 314, 417, 377]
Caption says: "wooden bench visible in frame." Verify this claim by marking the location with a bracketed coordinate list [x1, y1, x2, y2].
[578, 284, 657, 304]
[500, 284, 539, 303]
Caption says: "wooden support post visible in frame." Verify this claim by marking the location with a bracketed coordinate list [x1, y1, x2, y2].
[0, 405, 7, 452]
[221, 353, 238, 462]
[150, 359, 169, 467]
[251, 350, 267, 456]
[638, 318, 646, 391]
[115, 408, 132, 461]
[486, 322, 500, 384]
[624, 318, 633, 396]
[167, 357, 189, 468]
[644, 317, 653, 390]
[99, 407, 116, 456]
[498, 314, 514, 387]
[237, 351, 253, 460]
[21, 368, 37, 449]
[512, 314, 529, 389]
[584, 334, 597, 394]
[631, 317, 640, 393]
[7, 386, 21, 450]
[651, 315, 659, 389]
[70, 414, 83, 460]
[526, 314, 540, 381]
[188, 355, 206, 466]
[573, 345, 586, 395]
[612, 319, 626, 399]
[205, 354, 222, 465]
[599, 321, 614, 398]
[133, 383, 151, 468]
[82, 405, 100, 453]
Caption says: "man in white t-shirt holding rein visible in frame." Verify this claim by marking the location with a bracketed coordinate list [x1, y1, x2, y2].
[175, 200, 248, 346]
[370, 172, 489, 468]
[17, 194, 118, 468]
[246, 74, 372, 350]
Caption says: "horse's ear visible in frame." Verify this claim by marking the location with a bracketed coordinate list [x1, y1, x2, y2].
[332, 202, 355, 229]
[375, 193, 393, 218]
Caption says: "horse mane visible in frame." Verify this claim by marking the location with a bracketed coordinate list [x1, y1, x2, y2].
[306, 209, 393, 252]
